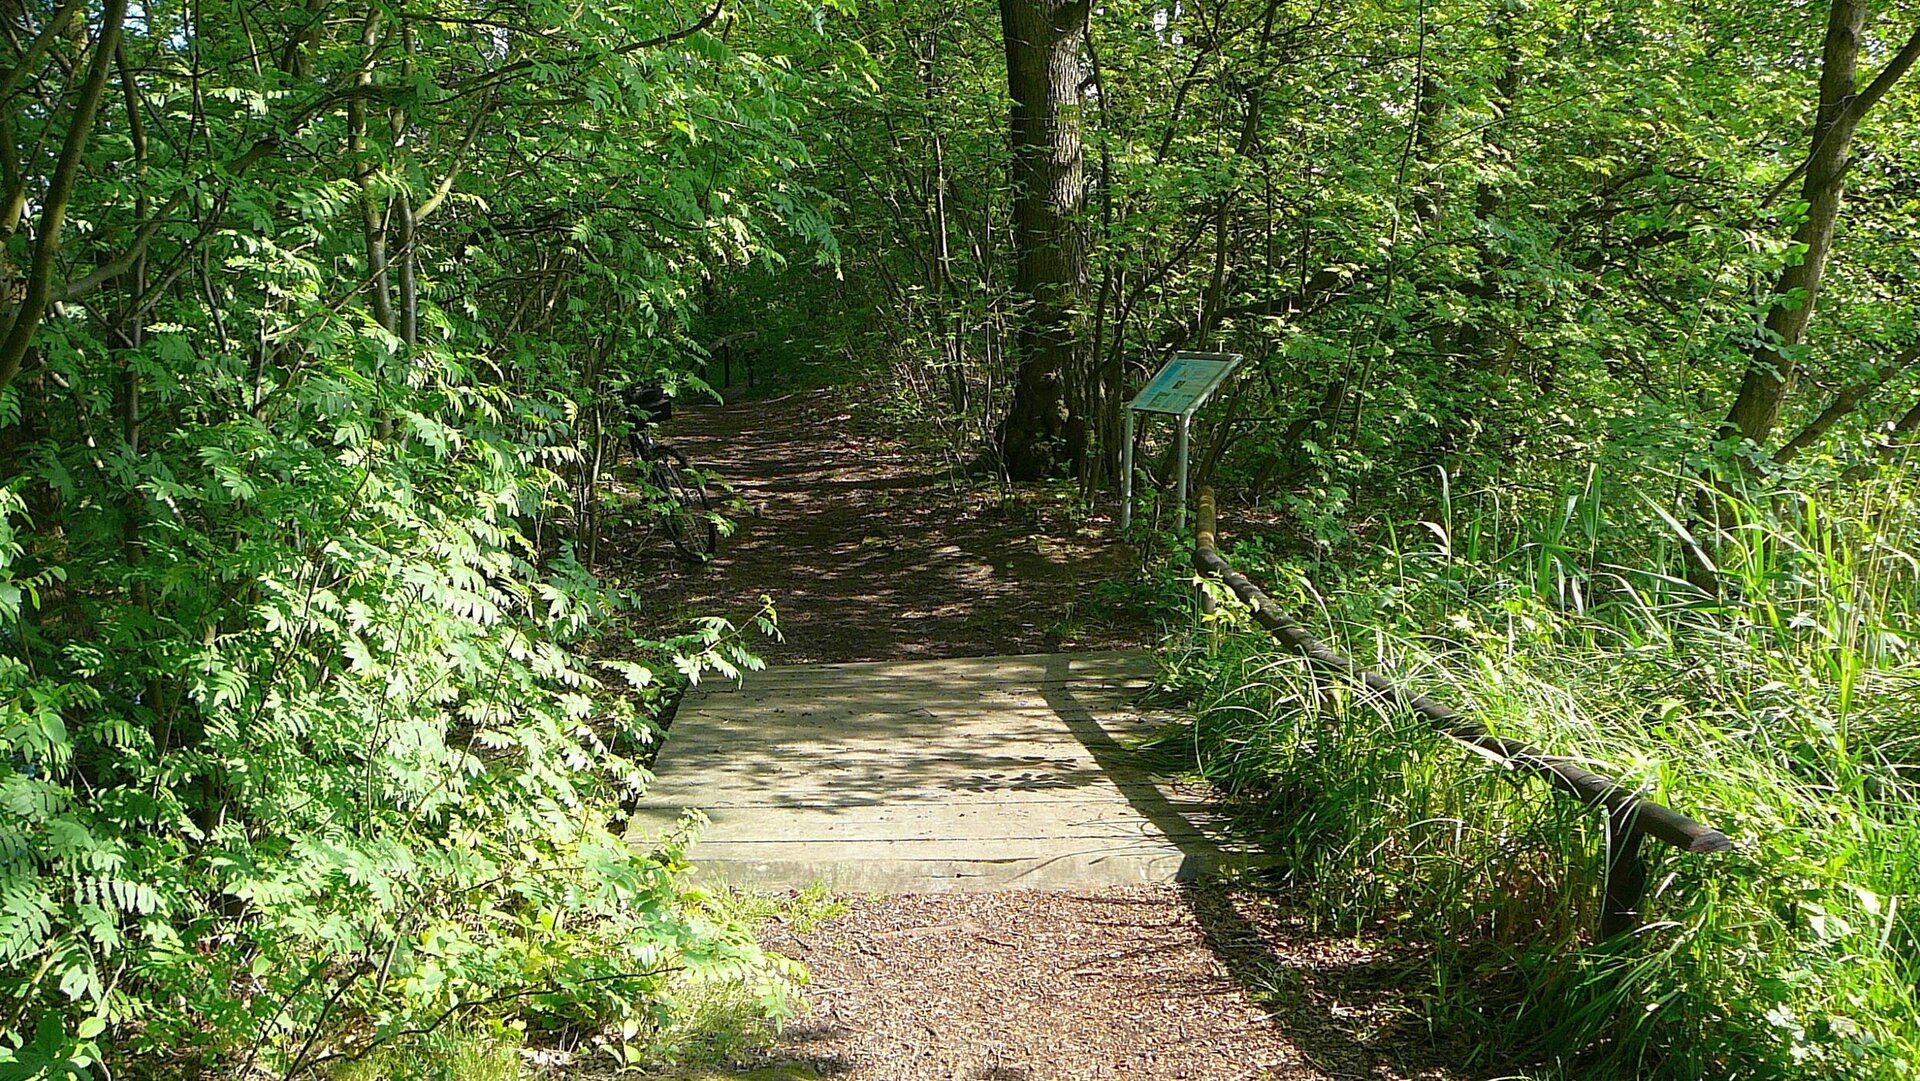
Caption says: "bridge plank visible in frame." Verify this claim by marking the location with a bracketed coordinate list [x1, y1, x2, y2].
[631, 650, 1249, 891]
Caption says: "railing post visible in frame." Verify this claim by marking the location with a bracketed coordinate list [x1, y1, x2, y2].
[1189, 499, 1729, 944]
[1196, 487, 1218, 638]
[1601, 806, 1650, 939]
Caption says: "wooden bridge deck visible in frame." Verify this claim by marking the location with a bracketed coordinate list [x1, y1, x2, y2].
[629, 650, 1243, 892]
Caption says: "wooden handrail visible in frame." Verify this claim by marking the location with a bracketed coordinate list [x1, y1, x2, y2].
[1191, 487, 1730, 935]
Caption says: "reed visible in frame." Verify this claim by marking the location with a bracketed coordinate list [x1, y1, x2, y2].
[1173, 465, 1920, 1078]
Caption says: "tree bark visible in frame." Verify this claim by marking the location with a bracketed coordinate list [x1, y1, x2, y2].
[349, 7, 394, 338]
[995, 0, 1089, 479]
[0, 0, 130, 396]
[1723, 5, 1920, 444]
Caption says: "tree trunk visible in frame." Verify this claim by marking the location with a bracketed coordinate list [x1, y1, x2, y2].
[0, 0, 130, 395]
[1724, 3, 1920, 445]
[996, 0, 1089, 480]
[349, 8, 394, 339]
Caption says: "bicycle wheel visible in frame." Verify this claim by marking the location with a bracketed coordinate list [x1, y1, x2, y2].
[652, 448, 718, 562]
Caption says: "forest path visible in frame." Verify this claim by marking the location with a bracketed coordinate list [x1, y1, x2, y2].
[614, 391, 1475, 1081]
[610, 389, 1151, 664]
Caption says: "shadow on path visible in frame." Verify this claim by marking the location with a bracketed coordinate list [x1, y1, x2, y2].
[1038, 653, 1223, 878]
[609, 391, 1152, 664]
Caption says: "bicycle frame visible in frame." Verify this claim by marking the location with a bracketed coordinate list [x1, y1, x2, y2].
[629, 422, 665, 462]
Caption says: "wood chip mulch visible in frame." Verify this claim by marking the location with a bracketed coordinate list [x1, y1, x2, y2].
[735, 884, 1481, 1081]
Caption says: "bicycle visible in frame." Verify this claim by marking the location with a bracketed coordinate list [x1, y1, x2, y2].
[625, 387, 719, 563]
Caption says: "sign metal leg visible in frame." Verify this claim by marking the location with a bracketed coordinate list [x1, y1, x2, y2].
[1176, 413, 1190, 526]
[1120, 410, 1134, 531]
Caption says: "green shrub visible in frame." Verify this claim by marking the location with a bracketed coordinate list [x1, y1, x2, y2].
[0, 366, 791, 1077]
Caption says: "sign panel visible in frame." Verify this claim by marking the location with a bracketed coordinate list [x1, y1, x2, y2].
[1128, 352, 1241, 416]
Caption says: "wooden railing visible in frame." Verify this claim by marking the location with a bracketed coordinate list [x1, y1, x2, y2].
[1191, 487, 1730, 938]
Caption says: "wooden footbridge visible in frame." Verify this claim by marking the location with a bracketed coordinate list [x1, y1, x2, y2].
[632, 489, 1729, 943]
[629, 650, 1245, 892]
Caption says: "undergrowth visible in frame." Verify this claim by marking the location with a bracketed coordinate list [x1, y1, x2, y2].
[309, 887, 837, 1080]
[0, 372, 796, 1078]
[1170, 466, 1920, 1079]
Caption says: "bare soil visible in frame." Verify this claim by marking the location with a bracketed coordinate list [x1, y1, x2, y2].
[605, 390, 1155, 665]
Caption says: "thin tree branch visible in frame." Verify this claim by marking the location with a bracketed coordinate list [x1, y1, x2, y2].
[413, 89, 495, 223]
[1775, 343, 1920, 463]
[288, 966, 678, 1078]
[617, 0, 728, 54]
[446, 0, 727, 97]
[1764, 23, 1920, 205]
[0, 0, 84, 105]
[1847, 23, 1920, 119]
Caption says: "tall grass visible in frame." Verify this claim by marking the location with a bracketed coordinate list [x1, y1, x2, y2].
[1173, 466, 1920, 1079]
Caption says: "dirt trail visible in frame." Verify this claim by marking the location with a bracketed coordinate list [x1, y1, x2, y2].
[746, 886, 1473, 1081]
[610, 391, 1482, 1081]
[611, 390, 1151, 665]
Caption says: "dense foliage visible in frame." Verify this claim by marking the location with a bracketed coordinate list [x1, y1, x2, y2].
[1177, 472, 1920, 1078]
[766, 0, 1920, 500]
[0, 0, 835, 1074]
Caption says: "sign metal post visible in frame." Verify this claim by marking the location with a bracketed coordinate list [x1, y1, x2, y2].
[1120, 351, 1241, 530]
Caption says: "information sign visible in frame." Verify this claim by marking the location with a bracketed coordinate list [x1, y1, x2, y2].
[1121, 351, 1242, 530]
[1129, 353, 1241, 416]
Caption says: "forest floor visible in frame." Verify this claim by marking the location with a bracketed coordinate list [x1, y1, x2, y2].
[601, 391, 1493, 1081]
[604, 391, 1154, 663]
